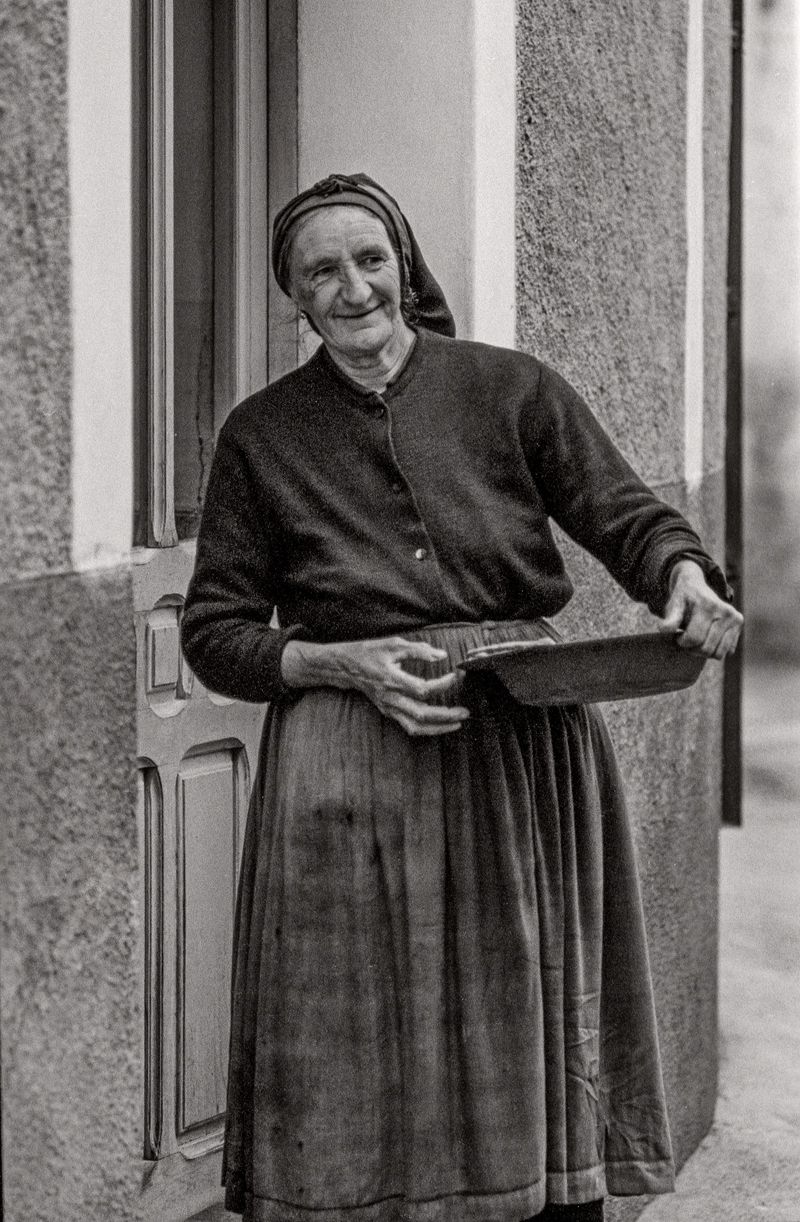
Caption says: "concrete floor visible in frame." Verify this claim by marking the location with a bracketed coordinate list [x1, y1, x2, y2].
[639, 662, 800, 1222]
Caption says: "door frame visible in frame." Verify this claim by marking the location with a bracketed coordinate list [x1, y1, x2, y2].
[131, 2, 298, 1216]
[134, 0, 297, 551]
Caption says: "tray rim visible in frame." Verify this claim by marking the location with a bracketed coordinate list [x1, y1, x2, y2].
[457, 629, 706, 704]
[458, 629, 689, 670]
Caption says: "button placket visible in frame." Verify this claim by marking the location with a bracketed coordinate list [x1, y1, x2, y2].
[364, 392, 386, 421]
[382, 397, 448, 605]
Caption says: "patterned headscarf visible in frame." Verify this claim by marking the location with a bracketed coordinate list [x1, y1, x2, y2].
[271, 172, 456, 338]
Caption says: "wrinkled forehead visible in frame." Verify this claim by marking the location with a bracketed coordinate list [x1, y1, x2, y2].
[293, 205, 393, 252]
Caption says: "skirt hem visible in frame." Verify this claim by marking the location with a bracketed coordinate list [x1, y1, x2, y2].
[604, 1157, 676, 1197]
[238, 1178, 545, 1222]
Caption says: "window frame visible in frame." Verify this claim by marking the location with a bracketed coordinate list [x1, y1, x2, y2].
[131, 0, 298, 1173]
[133, 0, 298, 551]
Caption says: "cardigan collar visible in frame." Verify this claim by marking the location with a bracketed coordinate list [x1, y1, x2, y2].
[312, 327, 430, 404]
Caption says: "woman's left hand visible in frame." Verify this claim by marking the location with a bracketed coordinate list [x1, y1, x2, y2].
[658, 559, 743, 659]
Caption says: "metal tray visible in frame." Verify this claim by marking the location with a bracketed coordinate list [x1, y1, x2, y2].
[458, 631, 706, 706]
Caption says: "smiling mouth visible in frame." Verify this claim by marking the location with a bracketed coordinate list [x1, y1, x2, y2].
[338, 306, 380, 320]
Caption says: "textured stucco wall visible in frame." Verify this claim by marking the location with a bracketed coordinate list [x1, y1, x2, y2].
[0, 0, 72, 581]
[516, 2, 687, 483]
[0, 3, 141, 1218]
[516, 1, 730, 1217]
[0, 572, 140, 1222]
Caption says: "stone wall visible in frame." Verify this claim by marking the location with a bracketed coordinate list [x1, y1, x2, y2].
[516, 1, 731, 1216]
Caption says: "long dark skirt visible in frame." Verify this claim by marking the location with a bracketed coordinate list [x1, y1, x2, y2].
[221, 622, 675, 1221]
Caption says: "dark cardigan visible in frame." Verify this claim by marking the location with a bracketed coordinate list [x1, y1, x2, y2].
[181, 329, 727, 703]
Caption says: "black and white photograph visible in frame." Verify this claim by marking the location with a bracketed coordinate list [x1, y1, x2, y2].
[0, 2, 797, 1220]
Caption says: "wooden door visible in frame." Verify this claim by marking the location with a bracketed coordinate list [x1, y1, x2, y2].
[133, 3, 297, 1217]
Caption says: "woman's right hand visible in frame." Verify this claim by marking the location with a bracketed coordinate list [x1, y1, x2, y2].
[280, 636, 470, 736]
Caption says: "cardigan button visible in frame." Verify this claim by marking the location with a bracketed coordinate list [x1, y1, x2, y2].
[414, 547, 428, 561]
[391, 480, 403, 494]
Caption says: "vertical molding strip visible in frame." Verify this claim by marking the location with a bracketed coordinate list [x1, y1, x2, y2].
[141, 764, 164, 1159]
[472, 0, 516, 348]
[213, 0, 237, 432]
[68, 0, 134, 568]
[235, 0, 269, 399]
[147, 0, 178, 546]
[684, 0, 705, 491]
[723, 1, 744, 827]
[267, 0, 299, 382]
[234, 0, 253, 400]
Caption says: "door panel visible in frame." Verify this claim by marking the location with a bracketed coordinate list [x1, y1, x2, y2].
[177, 746, 246, 1135]
[135, 552, 263, 1220]
[133, 2, 297, 1216]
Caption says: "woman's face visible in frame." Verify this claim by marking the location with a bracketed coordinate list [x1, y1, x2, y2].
[288, 205, 406, 363]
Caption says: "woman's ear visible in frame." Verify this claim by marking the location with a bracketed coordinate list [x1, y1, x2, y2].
[297, 308, 321, 337]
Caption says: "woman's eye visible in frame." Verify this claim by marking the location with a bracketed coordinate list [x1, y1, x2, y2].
[360, 254, 384, 269]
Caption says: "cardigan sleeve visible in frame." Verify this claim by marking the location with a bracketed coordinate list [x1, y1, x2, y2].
[523, 363, 731, 616]
[181, 423, 305, 703]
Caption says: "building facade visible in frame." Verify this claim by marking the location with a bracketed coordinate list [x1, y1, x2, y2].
[0, 2, 734, 1219]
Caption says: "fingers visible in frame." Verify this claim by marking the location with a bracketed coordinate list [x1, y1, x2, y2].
[717, 621, 743, 659]
[661, 563, 744, 660]
[702, 613, 743, 659]
[392, 707, 470, 737]
[349, 637, 469, 735]
[293, 637, 469, 733]
[700, 615, 738, 659]
[375, 638, 458, 702]
[385, 661, 457, 702]
[676, 603, 743, 658]
[389, 639, 449, 663]
[658, 591, 687, 634]
[376, 688, 470, 736]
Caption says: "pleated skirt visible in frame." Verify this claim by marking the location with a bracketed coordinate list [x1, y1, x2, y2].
[221, 621, 675, 1221]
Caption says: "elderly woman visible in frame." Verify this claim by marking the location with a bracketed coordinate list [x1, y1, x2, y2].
[181, 173, 742, 1222]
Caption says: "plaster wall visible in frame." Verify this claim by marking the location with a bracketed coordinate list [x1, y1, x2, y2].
[297, 0, 516, 347]
[516, 3, 731, 1218]
[68, 0, 134, 571]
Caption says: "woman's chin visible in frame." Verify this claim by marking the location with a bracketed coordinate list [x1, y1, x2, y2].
[331, 319, 393, 357]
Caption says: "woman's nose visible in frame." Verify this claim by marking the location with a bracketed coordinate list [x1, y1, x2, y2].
[340, 264, 372, 303]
